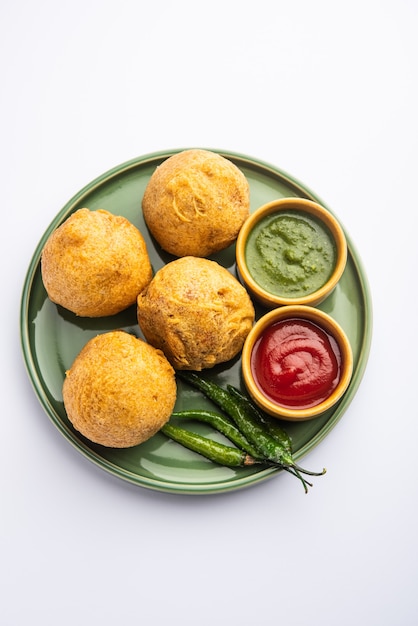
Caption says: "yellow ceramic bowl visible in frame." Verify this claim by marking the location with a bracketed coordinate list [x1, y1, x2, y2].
[236, 197, 347, 308]
[241, 305, 353, 421]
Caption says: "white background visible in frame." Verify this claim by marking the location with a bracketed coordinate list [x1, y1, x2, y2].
[2, 1, 417, 624]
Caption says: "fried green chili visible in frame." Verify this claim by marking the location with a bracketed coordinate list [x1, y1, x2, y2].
[161, 423, 258, 467]
[178, 372, 326, 492]
[226, 385, 293, 454]
[171, 409, 263, 460]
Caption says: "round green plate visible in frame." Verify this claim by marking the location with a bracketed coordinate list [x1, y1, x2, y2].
[20, 149, 372, 495]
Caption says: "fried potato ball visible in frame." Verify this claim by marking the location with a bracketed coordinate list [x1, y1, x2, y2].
[142, 149, 250, 257]
[41, 208, 153, 317]
[63, 331, 177, 448]
[137, 256, 255, 370]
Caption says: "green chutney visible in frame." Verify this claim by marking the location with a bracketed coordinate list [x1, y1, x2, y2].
[245, 210, 336, 298]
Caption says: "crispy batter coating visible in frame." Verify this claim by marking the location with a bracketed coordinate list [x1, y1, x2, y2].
[41, 208, 153, 317]
[142, 149, 250, 257]
[137, 256, 255, 370]
[63, 331, 177, 448]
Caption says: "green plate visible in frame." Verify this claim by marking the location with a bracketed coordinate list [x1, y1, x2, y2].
[20, 149, 372, 495]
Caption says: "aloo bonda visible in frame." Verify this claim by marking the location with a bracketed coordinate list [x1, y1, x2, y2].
[142, 149, 250, 257]
[137, 256, 255, 370]
[41, 208, 153, 317]
[63, 331, 177, 448]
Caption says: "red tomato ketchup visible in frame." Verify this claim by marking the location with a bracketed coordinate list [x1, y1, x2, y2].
[250, 318, 342, 409]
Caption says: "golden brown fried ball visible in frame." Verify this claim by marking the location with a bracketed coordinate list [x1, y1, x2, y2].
[41, 208, 153, 317]
[142, 149, 250, 257]
[137, 256, 255, 370]
[63, 331, 177, 448]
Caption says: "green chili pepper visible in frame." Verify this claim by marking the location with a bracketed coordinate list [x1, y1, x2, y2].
[226, 385, 292, 455]
[225, 384, 326, 481]
[179, 372, 291, 465]
[171, 410, 264, 460]
[161, 423, 259, 467]
[229, 385, 327, 477]
[178, 372, 326, 492]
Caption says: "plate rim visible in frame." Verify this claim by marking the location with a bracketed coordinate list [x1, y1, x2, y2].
[20, 148, 373, 495]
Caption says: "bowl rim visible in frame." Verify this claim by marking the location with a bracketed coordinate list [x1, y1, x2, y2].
[241, 305, 354, 421]
[236, 197, 348, 307]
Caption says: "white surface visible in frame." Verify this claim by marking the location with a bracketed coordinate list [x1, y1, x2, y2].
[2, 1, 417, 624]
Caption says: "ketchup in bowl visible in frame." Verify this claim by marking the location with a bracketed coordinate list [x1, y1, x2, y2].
[241, 305, 353, 421]
[250, 318, 342, 410]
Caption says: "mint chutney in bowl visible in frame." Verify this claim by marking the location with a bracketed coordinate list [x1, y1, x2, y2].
[236, 197, 347, 308]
